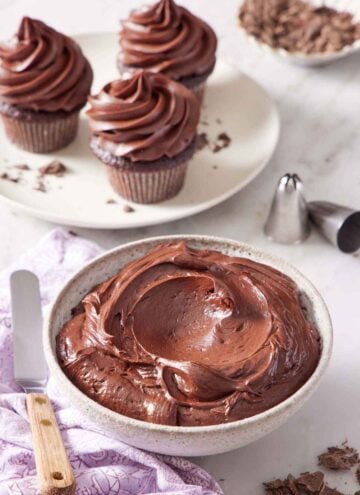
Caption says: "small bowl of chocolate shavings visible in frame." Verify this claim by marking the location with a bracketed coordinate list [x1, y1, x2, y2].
[238, 0, 360, 66]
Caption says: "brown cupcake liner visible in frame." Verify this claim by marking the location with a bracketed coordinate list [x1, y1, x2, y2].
[106, 160, 189, 204]
[0, 110, 79, 153]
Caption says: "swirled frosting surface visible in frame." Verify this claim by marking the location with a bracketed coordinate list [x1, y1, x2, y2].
[57, 242, 321, 427]
[0, 17, 93, 112]
[87, 71, 199, 161]
[119, 0, 217, 81]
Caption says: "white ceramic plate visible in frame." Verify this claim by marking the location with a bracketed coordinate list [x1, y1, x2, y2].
[239, 0, 360, 67]
[0, 33, 279, 229]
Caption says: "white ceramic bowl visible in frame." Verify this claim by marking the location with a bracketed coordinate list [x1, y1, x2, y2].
[44, 235, 332, 456]
[239, 0, 360, 67]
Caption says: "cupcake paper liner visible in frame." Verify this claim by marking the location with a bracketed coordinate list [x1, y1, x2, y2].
[106, 159, 189, 204]
[1, 110, 79, 153]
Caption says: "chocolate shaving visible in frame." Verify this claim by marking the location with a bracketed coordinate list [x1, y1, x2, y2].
[123, 204, 135, 213]
[39, 160, 67, 177]
[263, 478, 290, 494]
[297, 471, 324, 493]
[239, 0, 360, 55]
[262, 441, 360, 495]
[285, 474, 299, 495]
[318, 444, 359, 470]
[263, 472, 348, 495]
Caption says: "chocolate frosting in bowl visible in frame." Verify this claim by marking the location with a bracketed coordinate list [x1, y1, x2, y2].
[119, 0, 217, 81]
[0, 17, 93, 113]
[57, 242, 321, 427]
[87, 71, 199, 162]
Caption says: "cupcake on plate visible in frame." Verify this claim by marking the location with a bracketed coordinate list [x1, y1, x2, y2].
[117, 0, 217, 104]
[87, 70, 200, 204]
[0, 17, 93, 153]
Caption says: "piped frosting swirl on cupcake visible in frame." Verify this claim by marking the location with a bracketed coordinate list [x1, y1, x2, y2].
[57, 242, 321, 426]
[87, 71, 200, 162]
[0, 17, 93, 113]
[119, 0, 217, 81]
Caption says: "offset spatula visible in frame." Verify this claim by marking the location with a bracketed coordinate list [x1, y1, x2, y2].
[10, 270, 75, 495]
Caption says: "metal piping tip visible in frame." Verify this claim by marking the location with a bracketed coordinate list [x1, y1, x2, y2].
[264, 173, 310, 245]
[308, 201, 360, 254]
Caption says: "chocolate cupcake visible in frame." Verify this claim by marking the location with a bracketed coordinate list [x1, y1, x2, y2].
[0, 17, 93, 153]
[87, 71, 200, 204]
[117, 0, 217, 104]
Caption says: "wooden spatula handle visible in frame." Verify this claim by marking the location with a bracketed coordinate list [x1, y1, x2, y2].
[27, 393, 75, 495]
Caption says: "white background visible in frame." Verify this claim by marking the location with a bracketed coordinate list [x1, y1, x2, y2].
[0, 1, 359, 493]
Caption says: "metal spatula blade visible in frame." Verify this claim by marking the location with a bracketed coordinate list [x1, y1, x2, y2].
[10, 270, 47, 392]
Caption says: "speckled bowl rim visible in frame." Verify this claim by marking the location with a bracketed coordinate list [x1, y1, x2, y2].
[44, 235, 333, 434]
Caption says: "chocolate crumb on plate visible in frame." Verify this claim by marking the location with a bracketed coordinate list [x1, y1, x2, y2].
[318, 443, 359, 470]
[39, 160, 67, 177]
[68, 230, 78, 236]
[218, 132, 231, 146]
[212, 132, 231, 153]
[197, 132, 209, 151]
[34, 174, 47, 192]
[34, 180, 46, 193]
[0, 172, 19, 183]
[14, 164, 30, 171]
[106, 199, 117, 204]
[123, 204, 135, 213]
[356, 465, 360, 485]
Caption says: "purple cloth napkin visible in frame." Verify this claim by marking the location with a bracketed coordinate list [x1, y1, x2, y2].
[0, 228, 223, 495]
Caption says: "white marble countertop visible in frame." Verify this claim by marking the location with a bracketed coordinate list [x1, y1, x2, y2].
[0, 1, 360, 493]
